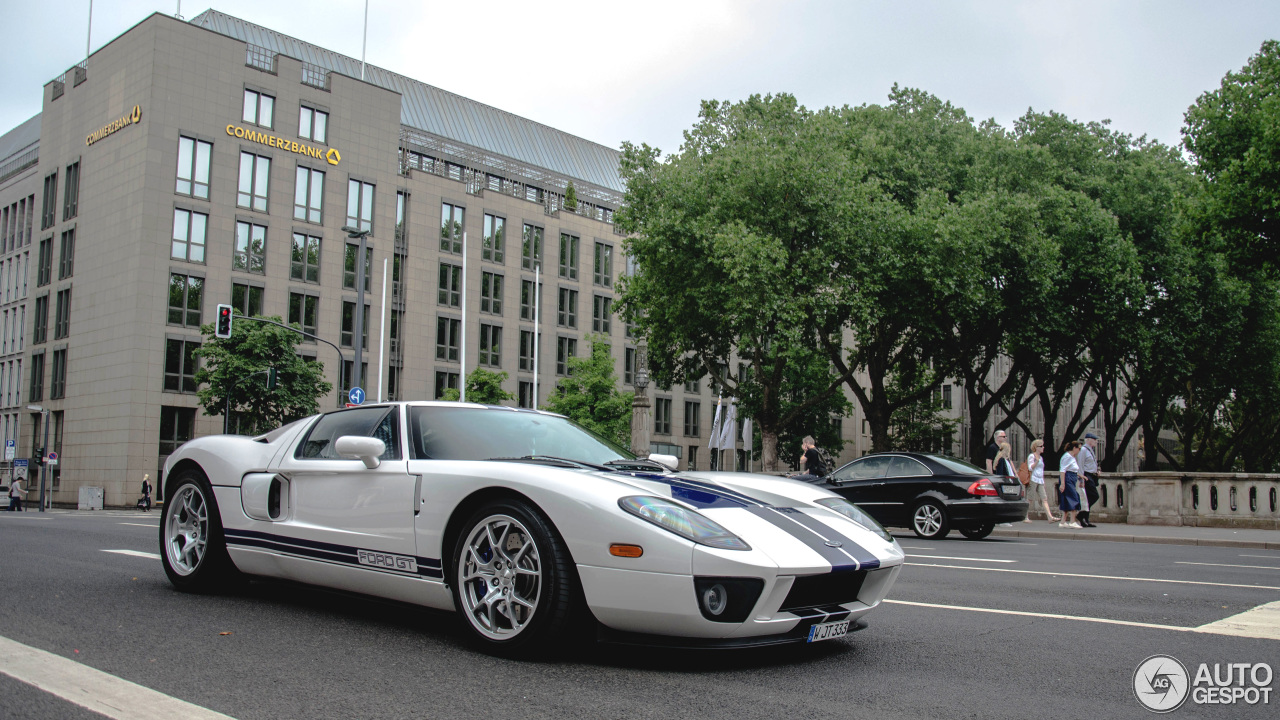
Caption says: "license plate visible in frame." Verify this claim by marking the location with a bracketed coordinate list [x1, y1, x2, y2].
[807, 619, 850, 642]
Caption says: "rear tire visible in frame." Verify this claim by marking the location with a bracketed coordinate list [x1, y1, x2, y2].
[450, 499, 584, 658]
[959, 522, 995, 540]
[159, 468, 241, 592]
[911, 500, 950, 539]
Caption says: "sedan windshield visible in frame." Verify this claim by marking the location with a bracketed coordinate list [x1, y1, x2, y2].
[923, 454, 987, 475]
[408, 406, 634, 464]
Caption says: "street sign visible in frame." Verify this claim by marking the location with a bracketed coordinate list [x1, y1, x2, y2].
[13, 459, 27, 479]
[349, 387, 365, 405]
[4, 439, 13, 461]
[46, 451, 58, 467]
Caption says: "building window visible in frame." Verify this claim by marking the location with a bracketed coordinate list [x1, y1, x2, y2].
[522, 224, 543, 270]
[298, 105, 328, 143]
[341, 301, 369, 348]
[50, 348, 67, 399]
[392, 252, 405, 297]
[624, 347, 635, 385]
[688, 446, 698, 471]
[684, 401, 701, 437]
[164, 338, 200, 393]
[594, 241, 613, 287]
[29, 352, 44, 402]
[62, 161, 80, 221]
[518, 381, 534, 409]
[654, 398, 672, 435]
[58, 229, 74, 279]
[172, 209, 208, 263]
[288, 293, 318, 338]
[243, 89, 275, 127]
[395, 192, 408, 245]
[685, 376, 701, 393]
[556, 337, 576, 375]
[557, 288, 577, 328]
[53, 289, 71, 340]
[440, 202, 463, 254]
[343, 242, 372, 290]
[519, 330, 535, 372]
[233, 282, 263, 318]
[389, 309, 402, 353]
[347, 179, 375, 234]
[482, 214, 505, 263]
[234, 221, 267, 273]
[159, 406, 195, 455]
[436, 317, 460, 361]
[592, 295, 611, 334]
[558, 233, 579, 279]
[168, 274, 203, 328]
[176, 137, 212, 200]
[941, 383, 953, 410]
[481, 272, 503, 314]
[37, 237, 52, 286]
[479, 324, 501, 367]
[294, 166, 325, 223]
[41, 172, 57, 229]
[237, 153, 271, 212]
[438, 263, 461, 307]
[386, 365, 401, 401]
[434, 371, 459, 399]
[33, 295, 48, 345]
[520, 278, 541, 321]
[291, 233, 321, 283]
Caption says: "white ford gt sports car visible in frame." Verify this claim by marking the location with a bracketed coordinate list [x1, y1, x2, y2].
[160, 402, 903, 655]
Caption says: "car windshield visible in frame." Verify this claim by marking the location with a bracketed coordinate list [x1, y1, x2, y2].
[922, 454, 987, 475]
[408, 406, 634, 464]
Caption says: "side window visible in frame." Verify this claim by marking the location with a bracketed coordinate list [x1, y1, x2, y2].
[832, 456, 892, 482]
[886, 456, 930, 478]
[295, 407, 401, 460]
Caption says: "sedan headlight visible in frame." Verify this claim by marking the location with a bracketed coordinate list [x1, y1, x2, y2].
[815, 497, 897, 544]
[618, 496, 751, 551]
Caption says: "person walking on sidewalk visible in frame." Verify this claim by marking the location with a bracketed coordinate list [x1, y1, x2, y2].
[1058, 441, 1083, 528]
[985, 430, 1007, 472]
[1077, 433, 1100, 527]
[8, 476, 27, 511]
[1023, 439, 1058, 523]
[140, 473, 153, 512]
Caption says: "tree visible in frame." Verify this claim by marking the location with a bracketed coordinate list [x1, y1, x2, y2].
[564, 181, 578, 211]
[442, 369, 515, 404]
[542, 336, 633, 447]
[195, 315, 332, 435]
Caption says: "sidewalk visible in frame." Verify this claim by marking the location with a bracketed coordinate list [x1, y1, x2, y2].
[990, 520, 1280, 550]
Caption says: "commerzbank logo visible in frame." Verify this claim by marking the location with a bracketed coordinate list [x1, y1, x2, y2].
[226, 124, 340, 165]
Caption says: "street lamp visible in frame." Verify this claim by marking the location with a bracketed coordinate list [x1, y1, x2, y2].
[342, 225, 370, 400]
[630, 343, 650, 459]
[27, 404, 49, 512]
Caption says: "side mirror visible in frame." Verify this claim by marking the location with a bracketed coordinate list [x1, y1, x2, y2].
[648, 453, 679, 471]
[334, 436, 386, 469]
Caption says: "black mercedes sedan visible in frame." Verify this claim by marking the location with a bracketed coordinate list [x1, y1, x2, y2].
[818, 452, 1028, 540]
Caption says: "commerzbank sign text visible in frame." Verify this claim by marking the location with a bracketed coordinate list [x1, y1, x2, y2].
[226, 124, 340, 165]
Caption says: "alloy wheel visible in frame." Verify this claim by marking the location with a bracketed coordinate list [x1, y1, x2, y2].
[913, 503, 943, 537]
[457, 514, 543, 641]
[164, 484, 209, 576]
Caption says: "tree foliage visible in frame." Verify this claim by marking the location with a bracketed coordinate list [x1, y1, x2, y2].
[541, 336, 633, 447]
[442, 369, 515, 404]
[194, 315, 332, 435]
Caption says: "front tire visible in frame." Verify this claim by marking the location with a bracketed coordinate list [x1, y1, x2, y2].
[959, 522, 995, 540]
[450, 499, 581, 657]
[159, 468, 241, 592]
[911, 500, 950, 539]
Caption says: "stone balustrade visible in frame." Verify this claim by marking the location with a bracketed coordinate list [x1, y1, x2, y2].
[1091, 472, 1280, 529]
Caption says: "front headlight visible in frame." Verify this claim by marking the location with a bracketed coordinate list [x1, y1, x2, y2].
[815, 497, 897, 544]
[619, 496, 751, 551]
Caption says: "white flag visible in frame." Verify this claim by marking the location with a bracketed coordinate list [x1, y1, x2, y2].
[742, 418, 753, 454]
[708, 396, 723, 450]
[718, 400, 737, 450]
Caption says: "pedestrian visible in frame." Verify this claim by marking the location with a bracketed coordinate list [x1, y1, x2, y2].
[1058, 441, 1084, 528]
[993, 442, 1017, 480]
[1023, 439, 1059, 523]
[1077, 433, 1100, 527]
[789, 436, 828, 483]
[140, 473, 152, 512]
[8, 475, 26, 511]
[985, 429, 1007, 472]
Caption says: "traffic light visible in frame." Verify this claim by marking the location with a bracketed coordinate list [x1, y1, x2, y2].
[215, 304, 233, 338]
[266, 367, 278, 390]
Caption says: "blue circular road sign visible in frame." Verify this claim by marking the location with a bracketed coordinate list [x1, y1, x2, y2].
[349, 387, 365, 405]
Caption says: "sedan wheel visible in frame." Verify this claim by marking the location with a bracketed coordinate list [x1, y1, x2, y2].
[959, 522, 995, 540]
[159, 469, 241, 592]
[451, 500, 583, 656]
[911, 501, 950, 540]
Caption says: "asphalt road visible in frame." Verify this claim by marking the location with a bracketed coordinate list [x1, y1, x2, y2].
[1, 510, 1278, 720]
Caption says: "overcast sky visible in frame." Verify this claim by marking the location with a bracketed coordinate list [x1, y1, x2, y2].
[3, 1, 1279, 157]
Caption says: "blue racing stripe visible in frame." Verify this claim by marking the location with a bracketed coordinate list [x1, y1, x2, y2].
[771, 508, 881, 571]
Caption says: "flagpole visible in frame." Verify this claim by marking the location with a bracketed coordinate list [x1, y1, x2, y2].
[360, 0, 369, 81]
[376, 257, 387, 403]
[460, 231, 467, 402]
[532, 264, 540, 407]
[86, 0, 94, 62]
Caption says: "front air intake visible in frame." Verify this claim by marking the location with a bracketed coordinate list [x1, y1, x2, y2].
[780, 570, 867, 612]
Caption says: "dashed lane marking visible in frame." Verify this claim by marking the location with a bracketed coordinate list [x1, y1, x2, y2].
[119, 523, 158, 529]
[906, 554, 1016, 563]
[1177, 561, 1280, 571]
[1240, 554, 1280, 560]
[0, 634, 238, 720]
[905, 562, 1280, 591]
[102, 549, 160, 560]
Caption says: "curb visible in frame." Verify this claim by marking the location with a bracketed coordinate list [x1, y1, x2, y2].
[990, 527, 1280, 550]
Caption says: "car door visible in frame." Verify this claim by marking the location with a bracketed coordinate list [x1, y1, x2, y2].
[258, 405, 418, 584]
[883, 455, 934, 525]
[827, 456, 894, 525]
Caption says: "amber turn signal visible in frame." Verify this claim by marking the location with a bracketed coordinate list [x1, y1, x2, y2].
[609, 544, 644, 558]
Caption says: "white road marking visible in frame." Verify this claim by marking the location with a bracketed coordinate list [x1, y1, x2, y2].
[1177, 561, 1280, 571]
[898, 546, 934, 551]
[118, 523, 158, 529]
[905, 562, 1280, 591]
[0, 634, 237, 720]
[906, 554, 1016, 564]
[884, 599, 1280, 640]
[102, 549, 160, 560]
[1240, 554, 1280, 560]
